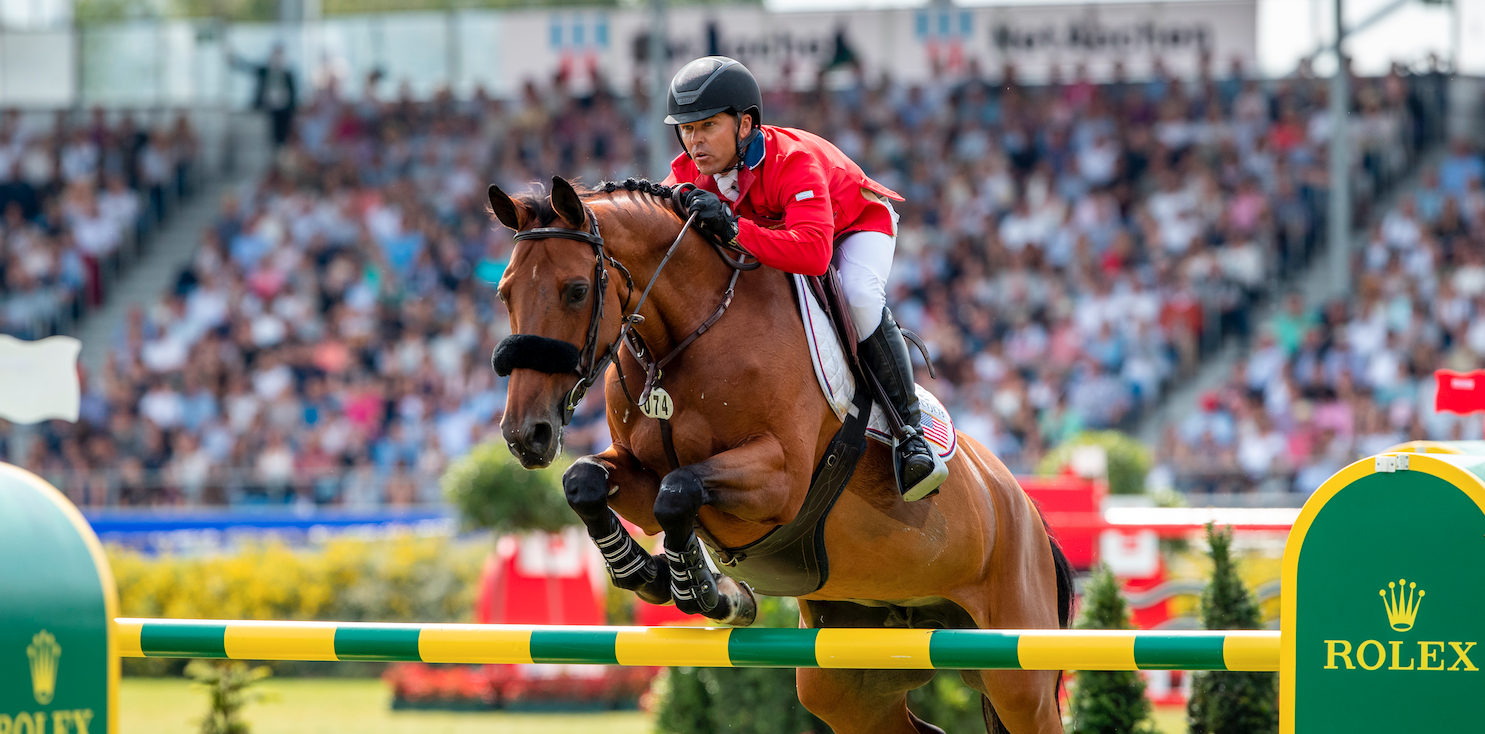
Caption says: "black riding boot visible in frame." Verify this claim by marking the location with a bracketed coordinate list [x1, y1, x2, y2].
[858, 307, 948, 501]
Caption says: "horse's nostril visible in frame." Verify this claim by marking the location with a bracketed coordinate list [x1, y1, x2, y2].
[528, 422, 554, 454]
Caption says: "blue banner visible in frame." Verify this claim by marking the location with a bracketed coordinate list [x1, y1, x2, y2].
[83, 507, 459, 554]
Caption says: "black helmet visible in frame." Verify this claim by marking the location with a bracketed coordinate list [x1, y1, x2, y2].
[664, 56, 762, 126]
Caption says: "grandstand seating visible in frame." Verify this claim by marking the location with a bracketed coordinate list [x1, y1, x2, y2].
[1164, 137, 1483, 496]
[0, 109, 201, 340]
[10, 63, 1448, 506]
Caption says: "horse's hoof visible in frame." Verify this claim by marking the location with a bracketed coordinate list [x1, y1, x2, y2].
[715, 575, 757, 627]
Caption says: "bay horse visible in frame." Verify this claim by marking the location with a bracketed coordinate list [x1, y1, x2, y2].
[490, 175, 1073, 734]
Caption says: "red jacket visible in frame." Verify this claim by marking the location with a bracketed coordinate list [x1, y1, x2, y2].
[664, 125, 903, 276]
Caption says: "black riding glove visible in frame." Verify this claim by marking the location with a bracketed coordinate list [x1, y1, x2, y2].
[681, 187, 739, 245]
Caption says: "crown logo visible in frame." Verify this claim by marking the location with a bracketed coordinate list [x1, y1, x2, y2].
[26, 630, 60, 705]
[1380, 579, 1425, 632]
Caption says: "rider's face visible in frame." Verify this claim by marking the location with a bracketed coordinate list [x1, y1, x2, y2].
[679, 112, 753, 176]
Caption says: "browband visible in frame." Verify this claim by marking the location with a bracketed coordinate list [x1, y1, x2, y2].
[513, 226, 604, 248]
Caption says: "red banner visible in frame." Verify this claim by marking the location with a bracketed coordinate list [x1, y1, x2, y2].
[1435, 370, 1485, 414]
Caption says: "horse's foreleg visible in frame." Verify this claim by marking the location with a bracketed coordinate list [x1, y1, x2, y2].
[563, 451, 671, 605]
[652, 463, 756, 625]
[653, 438, 792, 626]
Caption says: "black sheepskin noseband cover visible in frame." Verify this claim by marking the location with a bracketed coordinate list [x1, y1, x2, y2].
[492, 334, 582, 377]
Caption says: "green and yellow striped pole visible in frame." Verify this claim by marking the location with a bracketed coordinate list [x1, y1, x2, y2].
[115, 619, 1278, 671]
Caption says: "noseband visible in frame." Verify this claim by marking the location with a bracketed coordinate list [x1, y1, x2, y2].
[494, 194, 757, 426]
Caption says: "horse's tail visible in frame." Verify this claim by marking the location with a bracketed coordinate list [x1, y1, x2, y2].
[1050, 531, 1075, 630]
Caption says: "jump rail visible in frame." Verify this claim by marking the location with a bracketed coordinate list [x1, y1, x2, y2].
[115, 619, 1279, 671]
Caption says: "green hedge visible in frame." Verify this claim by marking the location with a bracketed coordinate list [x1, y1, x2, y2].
[442, 441, 571, 534]
[1035, 431, 1152, 495]
[1187, 525, 1278, 734]
[111, 536, 488, 676]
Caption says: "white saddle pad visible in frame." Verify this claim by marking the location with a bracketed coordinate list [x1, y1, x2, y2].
[793, 274, 957, 461]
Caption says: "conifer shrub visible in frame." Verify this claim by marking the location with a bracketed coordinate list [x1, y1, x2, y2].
[654, 596, 825, 734]
[1070, 565, 1158, 734]
[1187, 524, 1278, 734]
[652, 596, 989, 733]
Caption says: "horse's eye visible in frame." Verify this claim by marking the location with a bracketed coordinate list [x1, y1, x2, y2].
[568, 284, 589, 304]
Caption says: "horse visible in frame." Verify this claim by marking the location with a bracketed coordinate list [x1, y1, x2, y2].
[490, 175, 1074, 734]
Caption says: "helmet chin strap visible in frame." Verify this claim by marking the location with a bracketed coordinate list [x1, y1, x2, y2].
[728, 117, 762, 173]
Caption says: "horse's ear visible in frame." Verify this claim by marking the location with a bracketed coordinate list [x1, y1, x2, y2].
[550, 176, 588, 230]
[488, 183, 529, 232]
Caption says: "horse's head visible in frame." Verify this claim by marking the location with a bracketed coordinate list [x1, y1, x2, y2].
[490, 176, 613, 468]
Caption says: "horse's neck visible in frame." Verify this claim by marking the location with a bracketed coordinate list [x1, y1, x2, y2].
[605, 201, 739, 354]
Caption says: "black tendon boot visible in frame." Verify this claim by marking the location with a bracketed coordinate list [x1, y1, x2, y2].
[858, 307, 949, 501]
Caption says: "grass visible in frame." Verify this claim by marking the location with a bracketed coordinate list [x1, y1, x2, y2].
[121, 677, 654, 734]
[123, 676, 1191, 733]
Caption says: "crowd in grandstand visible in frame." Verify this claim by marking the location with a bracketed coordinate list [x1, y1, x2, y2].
[0, 109, 201, 340]
[1163, 137, 1485, 496]
[8, 56, 1451, 505]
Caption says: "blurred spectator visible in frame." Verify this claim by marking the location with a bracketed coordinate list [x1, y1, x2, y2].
[233, 44, 299, 149]
[1171, 139, 1485, 495]
[1, 111, 193, 338]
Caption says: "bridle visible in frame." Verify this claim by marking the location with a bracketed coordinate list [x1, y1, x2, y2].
[504, 206, 626, 425]
[496, 190, 758, 427]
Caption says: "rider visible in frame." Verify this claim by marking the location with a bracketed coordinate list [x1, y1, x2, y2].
[660, 56, 948, 501]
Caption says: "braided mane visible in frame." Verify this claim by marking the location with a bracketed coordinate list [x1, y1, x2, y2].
[509, 177, 683, 227]
[594, 177, 687, 219]
[598, 177, 675, 199]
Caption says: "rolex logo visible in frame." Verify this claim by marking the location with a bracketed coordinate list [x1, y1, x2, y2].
[1380, 578, 1425, 632]
[26, 630, 60, 705]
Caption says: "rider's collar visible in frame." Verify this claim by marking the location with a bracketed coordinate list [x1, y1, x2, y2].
[740, 129, 765, 170]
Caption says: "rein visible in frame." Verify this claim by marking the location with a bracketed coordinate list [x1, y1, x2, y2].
[498, 194, 755, 430]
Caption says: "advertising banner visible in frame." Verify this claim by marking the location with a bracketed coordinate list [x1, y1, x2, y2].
[493, 0, 1256, 95]
[73, 1, 1258, 104]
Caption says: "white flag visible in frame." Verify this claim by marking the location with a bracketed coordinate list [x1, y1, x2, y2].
[0, 335, 81, 424]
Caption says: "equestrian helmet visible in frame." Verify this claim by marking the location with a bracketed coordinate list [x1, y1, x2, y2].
[664, 56, 762, 126]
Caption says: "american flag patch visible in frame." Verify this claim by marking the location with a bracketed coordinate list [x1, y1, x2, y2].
[916, 387, 957, 459]
[857, 382, 957, 460]
[920, 412, 954, 457]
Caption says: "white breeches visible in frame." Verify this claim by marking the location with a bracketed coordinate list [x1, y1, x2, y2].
[833, 201, 898, 340]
